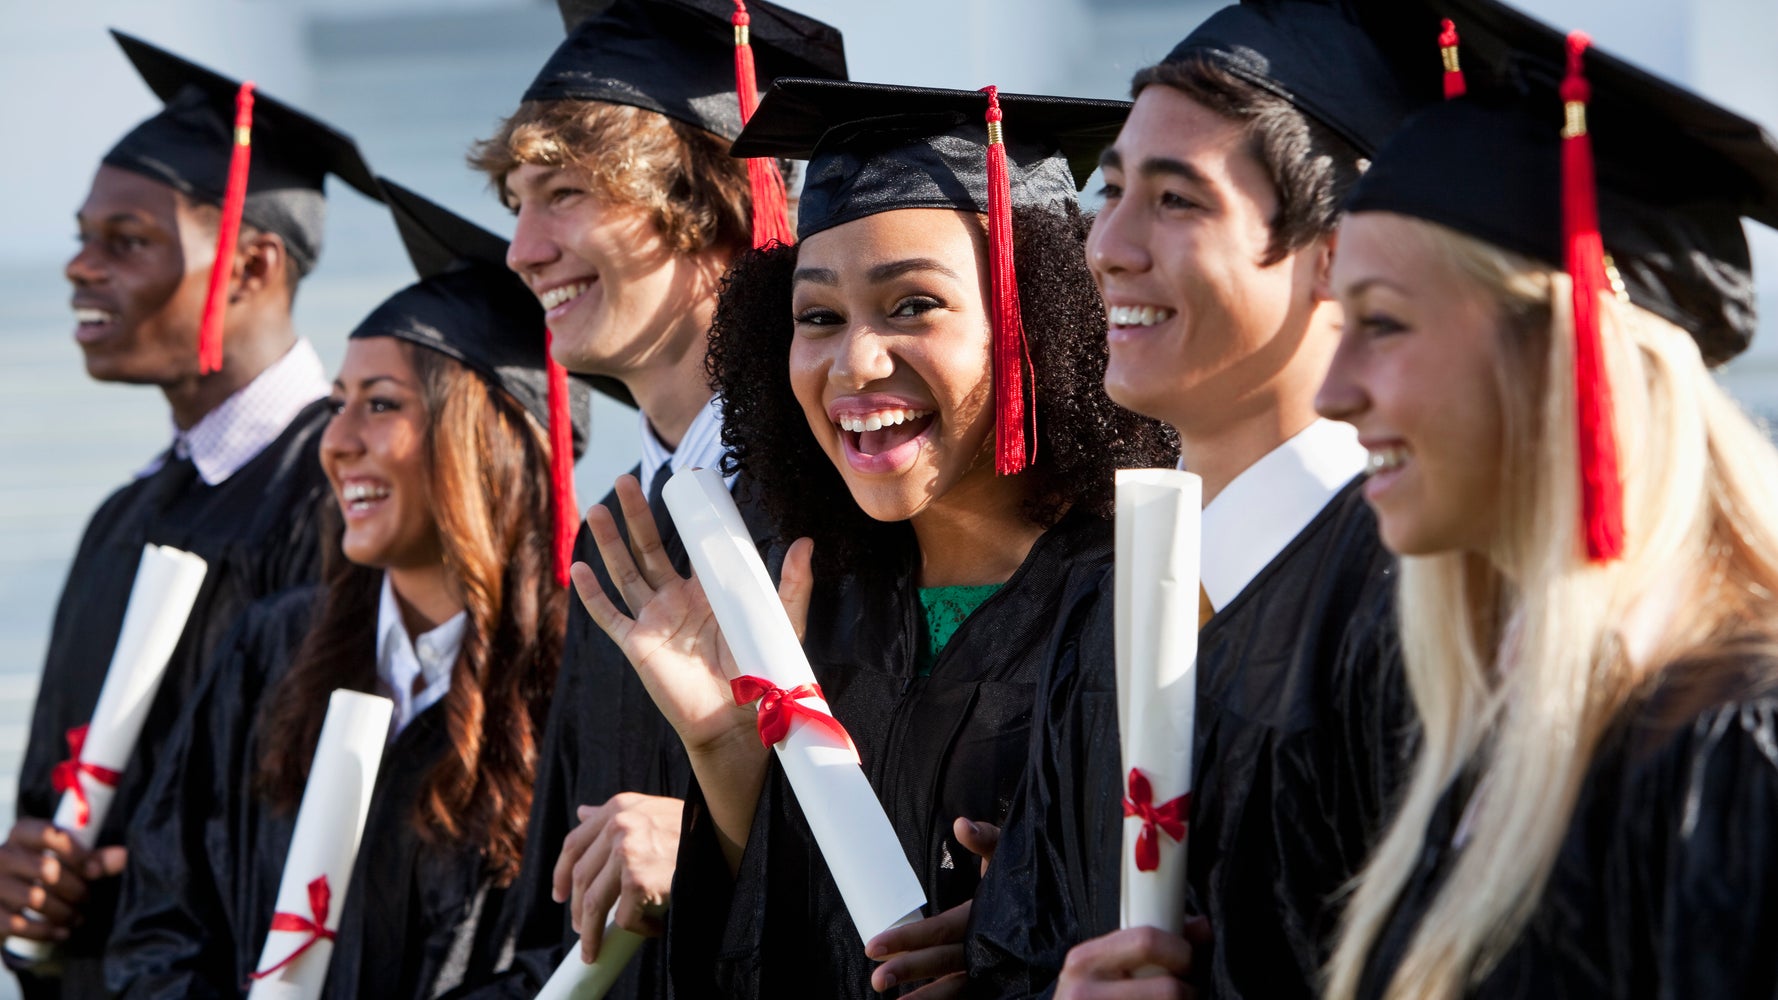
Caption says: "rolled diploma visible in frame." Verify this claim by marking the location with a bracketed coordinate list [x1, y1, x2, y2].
[5, 544, 207, 962]
[1115, 469, 1202, 934]
[246, 690, 393, 1000]
[663, 468, 927, 941]
[533, 922, 647, 1000]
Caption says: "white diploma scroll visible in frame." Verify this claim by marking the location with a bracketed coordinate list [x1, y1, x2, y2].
[663, 468, 927, 941]
[246, 690, 393, 1000]
[533, 923, 647, 1000]
[5, 544, 208, 964]
[1114, 469, 1202, 934]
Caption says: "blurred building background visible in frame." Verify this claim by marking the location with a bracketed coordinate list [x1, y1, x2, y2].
[0, 0, 1774, 987]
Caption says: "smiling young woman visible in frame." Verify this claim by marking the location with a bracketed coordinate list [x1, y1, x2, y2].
[104, 185, 588, 999]
[574, 80, 1175, 998]
[1312, 9, 1778, 998]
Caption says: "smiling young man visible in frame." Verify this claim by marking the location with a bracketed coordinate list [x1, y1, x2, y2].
[964, 4, 1439, 998]
[458, 2, 846, 997]
[3, 33, 379, 1000]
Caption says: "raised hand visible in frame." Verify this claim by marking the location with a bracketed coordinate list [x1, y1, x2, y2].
[571, 472, 817, 872]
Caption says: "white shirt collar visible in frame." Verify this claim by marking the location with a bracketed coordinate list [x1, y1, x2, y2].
[638, 394, 736, 493]
[374, 574, 467, 741]
[1197, 418, 1367, 612]
[156, 340, 329, 486]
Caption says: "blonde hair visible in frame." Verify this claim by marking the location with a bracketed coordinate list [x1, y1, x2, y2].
[1324, 217, 1778, 999]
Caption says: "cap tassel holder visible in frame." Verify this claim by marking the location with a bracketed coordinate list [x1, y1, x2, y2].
[982, 86, 1035, 476]
[197, 81, 255, 375]
[733, 1, 795, 248]
[1561, 32, 1624, 561]
[545, 329, 580, 587]
[1439, 19, 1466, 99]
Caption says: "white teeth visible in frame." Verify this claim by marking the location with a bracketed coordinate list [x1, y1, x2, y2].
[539, 281, 592, 310]
[1108, 304, 1176, 328]
[836, 408, 932, 434]
[342, 482, 392, 504]
[1364, 446, 1409, 475]
[74, 308, 116, 325]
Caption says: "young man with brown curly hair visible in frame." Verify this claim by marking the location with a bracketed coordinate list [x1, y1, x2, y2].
[457, 3, 845, 998]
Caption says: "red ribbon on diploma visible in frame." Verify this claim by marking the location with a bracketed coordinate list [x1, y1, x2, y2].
[250, 875, 337, 980]
[1123, 768, 1189, 872]
[730, 676, 859, 763]
[51, 725, 123, 828]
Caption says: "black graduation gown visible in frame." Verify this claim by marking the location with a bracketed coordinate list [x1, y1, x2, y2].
[12, 400, 331, 1000]
[104, 585, 508, 999]
[460, 470, 775, 1000]
[1355, 651, 1778, 999]
[967, 477, 1408, 999]
[668, 512, 1117, 999]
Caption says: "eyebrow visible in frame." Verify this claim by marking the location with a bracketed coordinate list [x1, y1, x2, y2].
[330, 374, 407, 392]
[1342, 277, 1413, 299]
[1098, 147, 1216, 189]
[793, 258, 963, 286]
[502, 167, 562, 205]
[792, 266, 837, 286]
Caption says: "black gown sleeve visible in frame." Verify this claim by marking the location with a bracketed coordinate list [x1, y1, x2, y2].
[964, 588, 1121, 999]
[1606, 694, 1778, 998]
[104, 592, 299, 999]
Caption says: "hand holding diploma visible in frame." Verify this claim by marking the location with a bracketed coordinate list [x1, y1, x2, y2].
[3, 544, 207, 961]
[576, 469, 925, 947]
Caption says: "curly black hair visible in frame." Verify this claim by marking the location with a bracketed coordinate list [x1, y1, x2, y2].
[708, 203, 1178, 576]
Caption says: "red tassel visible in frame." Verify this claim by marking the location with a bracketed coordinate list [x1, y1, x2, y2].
[545, 330, 580, 587]
[981, 86, 1034, 476]
[1439, 19, 1466, 99]
[733, 1, 794, 248]
[197, 81, 255, 375]
[1560, 33, 1624, 561]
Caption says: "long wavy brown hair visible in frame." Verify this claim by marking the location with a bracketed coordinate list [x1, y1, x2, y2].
[256, 341, 566, 883]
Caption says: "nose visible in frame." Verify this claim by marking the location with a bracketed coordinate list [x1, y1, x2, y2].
[319, 400, 365, 474]
[506, 202, 559, 278]
[1314, 328, 1370, 425]
[65, 238, 105, 289]
[830, 324, 896, 390]
[1086, 197, 1151, 279]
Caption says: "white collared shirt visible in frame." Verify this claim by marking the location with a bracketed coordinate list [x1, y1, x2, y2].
[140, 340, 329, 485]
[638, 394, 736, 491]
[374, 574, 467, 741]
[1196, 418, 1367, 612]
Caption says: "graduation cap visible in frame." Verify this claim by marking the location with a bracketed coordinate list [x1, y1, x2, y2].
[731, 77, 1131, 476]
[103, 31, 381, 375]
[1344, 0, 1778, 561]
[523, 0, 849, 246]
[357, 180, 615, 585]
[1160, 0, 1421, 156]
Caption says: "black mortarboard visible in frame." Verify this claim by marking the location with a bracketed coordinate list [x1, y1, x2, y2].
[363, 180, 622, 584]
[521, 0, 848, 142]
[102, 30, 381, 279]
[1161, 0, 1420, 156]
[1344, 0, 1778, 366]
[731, 78, 1129, 241]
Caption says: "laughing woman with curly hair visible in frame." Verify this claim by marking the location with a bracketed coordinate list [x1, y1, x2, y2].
[574, 80, 1176, 999]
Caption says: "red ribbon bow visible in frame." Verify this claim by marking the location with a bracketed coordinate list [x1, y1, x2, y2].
[250, 875, 337, 980]
[50, 725, 123, 829]
[730, 676, 859, 763]
[1122, 768, 1189, 872]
